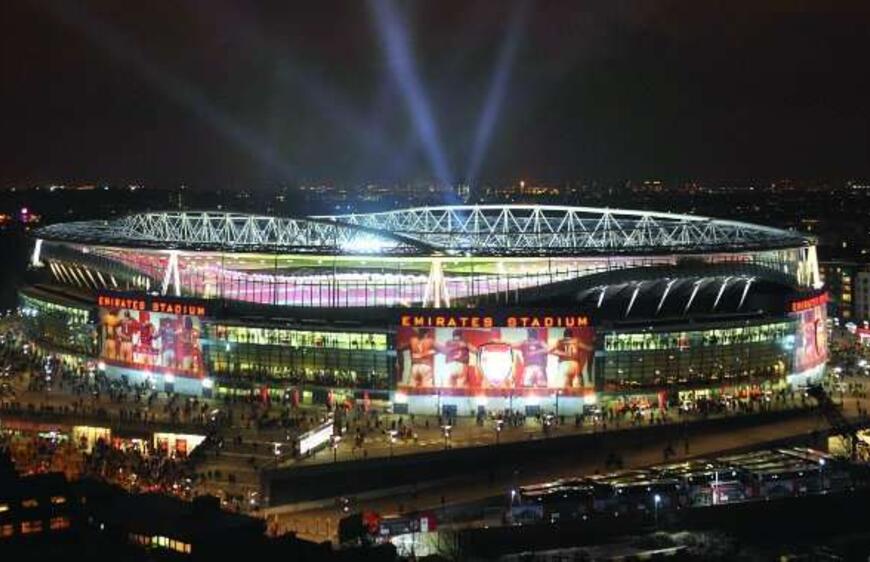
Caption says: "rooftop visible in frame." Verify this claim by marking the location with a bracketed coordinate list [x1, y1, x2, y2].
[34, 205, 813, 257]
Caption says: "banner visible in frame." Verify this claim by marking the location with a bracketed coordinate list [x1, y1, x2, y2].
[98, 306, 204, 378]
[396, 326, 594, 394]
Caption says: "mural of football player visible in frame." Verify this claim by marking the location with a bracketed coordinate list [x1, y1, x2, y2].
[398, 328, 437, 387]
[435, 329, 478, 388]
[552, 328, 595, 388]
[511, 329, 551, 388]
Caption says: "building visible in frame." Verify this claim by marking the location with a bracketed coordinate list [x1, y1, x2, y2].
[20, 205, 828, 416]
[91, 493, 265, 556]
[0, 458, 320, 560]
[854, 270, 870, 324]
[0, 467, 75, 544]
[819, 260, 862, 322]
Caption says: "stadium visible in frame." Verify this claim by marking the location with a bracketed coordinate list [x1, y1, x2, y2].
[19, 205, 828, 417]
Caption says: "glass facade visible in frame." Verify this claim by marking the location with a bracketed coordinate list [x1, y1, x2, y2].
[201, 324, 392, 389]
[18, 293, 97, 356]
[597, 321, 795, 392]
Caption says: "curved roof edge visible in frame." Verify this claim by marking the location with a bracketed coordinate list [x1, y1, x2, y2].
[34, 211, 434, 255]
[321, 204, 813, 255]
[34, 205, 814, 256]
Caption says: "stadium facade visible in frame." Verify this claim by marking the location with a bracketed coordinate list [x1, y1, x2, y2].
[19, 205, 828, 416]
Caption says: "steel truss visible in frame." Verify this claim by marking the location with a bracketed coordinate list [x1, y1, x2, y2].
[36, 205, 811, 257]
[326, 205, 811, 255]
[36, 211, 429, 255]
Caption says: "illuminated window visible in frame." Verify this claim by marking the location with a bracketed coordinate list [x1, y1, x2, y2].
[0, 524, 13, 538]
[21, 520, 43, 534]
[50, 495, 67, 505]
[49, 517, 70, 530]
[21, 499, 39, 508]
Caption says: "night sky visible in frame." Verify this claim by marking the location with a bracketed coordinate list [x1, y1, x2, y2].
[1, 0, 869, 188]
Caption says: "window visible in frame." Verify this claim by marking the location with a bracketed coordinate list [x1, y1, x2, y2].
[0, 524, 13, 538]
[50, 495, 67, 505]
[135, 534, 191, 554]
[21, 520, 43, 534]
[49, 517, 70, 530]
[21, 499, 39, 508]
[168, 539, 192, 554]
[128, 533, 150, 546]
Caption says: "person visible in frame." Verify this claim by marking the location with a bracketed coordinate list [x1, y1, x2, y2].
[511, 329, 551, 388]
[552, 328, 594, 388]
[435, 330, 477, 388]
[101, 309, 121, 361]
[178, 316, 199, 373]
[398, 329, 436, 387]
[118, 311, 139, 364]
[135, 312, 156, 366]
[158, 317, 177, 370]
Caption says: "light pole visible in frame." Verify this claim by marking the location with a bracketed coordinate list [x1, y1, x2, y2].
[273, 442, 282, 467]
[653, 493, 661, 526]
[388, 429, 397, 457]
[331, 435, 341, 464]
[819, 457, 826, 492]
[441, 424, 452, 450]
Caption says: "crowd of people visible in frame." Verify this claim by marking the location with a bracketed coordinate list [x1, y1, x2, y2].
[84, 436, 197, 498]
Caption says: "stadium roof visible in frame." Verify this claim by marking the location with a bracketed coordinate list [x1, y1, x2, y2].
[35, 205, 812, 256]
[34, 212, 432, 255]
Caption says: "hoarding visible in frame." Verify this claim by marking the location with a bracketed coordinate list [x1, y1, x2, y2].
[153, 432, 206, 458]
[792, 302, 828, 373]
[396, 325, 595, 394]
[98, 306, 204, 377]
[297, 419, 334, 456]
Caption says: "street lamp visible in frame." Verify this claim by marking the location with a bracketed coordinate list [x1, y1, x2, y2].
[495, 419, 504, 445]
[273, 442, 282, 467]
[331, 435, 341, 464]
[819, 457, 826, 492]
[388, 430, 397, 457]
[441, 424, 452, 450]
[653, 493, 661, 526]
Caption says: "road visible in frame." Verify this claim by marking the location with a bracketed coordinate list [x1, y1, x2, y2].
[273, 405, 866, 543]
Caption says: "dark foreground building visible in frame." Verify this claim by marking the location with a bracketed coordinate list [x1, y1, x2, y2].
[0, 451, 391, 560]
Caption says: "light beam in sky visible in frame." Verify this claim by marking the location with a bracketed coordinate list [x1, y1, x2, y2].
[368, 0, 454, 188]
[465, 0, 530, 187]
